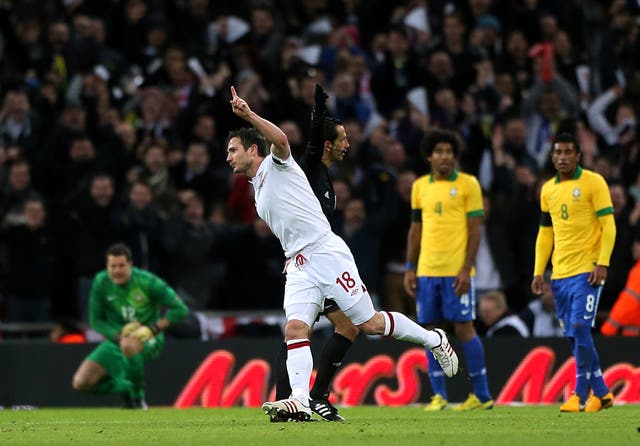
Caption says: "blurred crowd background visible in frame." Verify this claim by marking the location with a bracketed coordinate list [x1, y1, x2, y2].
[0, 0, 639, 340]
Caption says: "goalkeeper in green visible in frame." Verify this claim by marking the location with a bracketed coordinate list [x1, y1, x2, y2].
[72, 243, 188, 408]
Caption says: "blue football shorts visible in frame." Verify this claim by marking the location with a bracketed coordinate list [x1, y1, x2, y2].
[551, 272, 603, 337]
[416, 276, 476, 324]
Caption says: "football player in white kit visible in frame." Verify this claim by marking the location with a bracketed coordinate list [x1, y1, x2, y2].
[227, 86, 459, 422]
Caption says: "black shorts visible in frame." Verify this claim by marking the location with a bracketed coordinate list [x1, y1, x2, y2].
[320, 298, 340, 315]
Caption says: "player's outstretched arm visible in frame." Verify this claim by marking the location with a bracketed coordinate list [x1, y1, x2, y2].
[229, 86, 290, 160]
[302, 83, 329, 166]
[310, 84, 328, 146]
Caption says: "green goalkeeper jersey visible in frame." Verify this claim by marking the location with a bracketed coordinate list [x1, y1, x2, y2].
[89, 267, 188, 342]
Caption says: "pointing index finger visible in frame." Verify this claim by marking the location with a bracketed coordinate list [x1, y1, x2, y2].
[230, 86, 238, 98]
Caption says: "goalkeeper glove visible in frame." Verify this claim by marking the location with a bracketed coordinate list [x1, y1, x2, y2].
[310, 84, 328, 149]
[130, 325, 155, 342]
[121, 321, 142, 337]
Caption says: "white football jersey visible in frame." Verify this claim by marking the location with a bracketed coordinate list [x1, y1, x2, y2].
[252, 153, 331, 258]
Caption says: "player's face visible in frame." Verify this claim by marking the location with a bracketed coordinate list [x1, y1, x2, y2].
[107, 254, 133, 285]
[551, 142, 580, 177]
[328, 125, 349, 162]
[428, 142, 456, 178]
[226, 137, 253, 175]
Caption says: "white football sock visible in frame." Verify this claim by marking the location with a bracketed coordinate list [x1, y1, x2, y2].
[383, 311, 440, 348]
[286, 339, 312, 405]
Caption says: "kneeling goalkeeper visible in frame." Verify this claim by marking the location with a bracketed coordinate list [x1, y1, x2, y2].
[72, 242, 188, 408]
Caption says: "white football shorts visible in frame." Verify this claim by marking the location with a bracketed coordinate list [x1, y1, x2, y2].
[284, 233, 376, 327]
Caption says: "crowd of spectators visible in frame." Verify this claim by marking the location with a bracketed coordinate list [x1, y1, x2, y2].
[0, 0, 639, 338]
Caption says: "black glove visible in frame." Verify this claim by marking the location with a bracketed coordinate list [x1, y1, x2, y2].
[310, 84, 328, 149]
[314, 83, 327, 115]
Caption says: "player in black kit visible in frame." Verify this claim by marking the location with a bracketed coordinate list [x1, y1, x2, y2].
[273, 84, 359, 422]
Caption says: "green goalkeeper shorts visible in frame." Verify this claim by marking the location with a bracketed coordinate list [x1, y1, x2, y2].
[87, 335, 164, 378]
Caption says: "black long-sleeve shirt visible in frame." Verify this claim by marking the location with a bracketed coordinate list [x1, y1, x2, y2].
[298, 143, 336, 229]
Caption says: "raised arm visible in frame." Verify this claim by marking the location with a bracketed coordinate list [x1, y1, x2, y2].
[229, 86, 290, 160]
[302, 84, 329, 167]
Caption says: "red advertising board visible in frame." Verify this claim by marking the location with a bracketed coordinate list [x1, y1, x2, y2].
[0, 337, 638, 407]
[174, 346, 640, 408]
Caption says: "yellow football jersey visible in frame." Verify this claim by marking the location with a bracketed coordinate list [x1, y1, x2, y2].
[540, 167, 614, 278]
[411, 170, 484, 276]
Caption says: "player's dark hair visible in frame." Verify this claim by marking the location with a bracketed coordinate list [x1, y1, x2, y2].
[552, 132, 580, 153]
[106, 243, 133, 262]
[322, 116, 342, 144]
[420, 129, 460, 158]
[227, 128, 269, 157]
[556, 118, 578, 135]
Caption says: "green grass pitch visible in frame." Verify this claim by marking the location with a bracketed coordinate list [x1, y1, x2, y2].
[1, 405, 639, 446]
